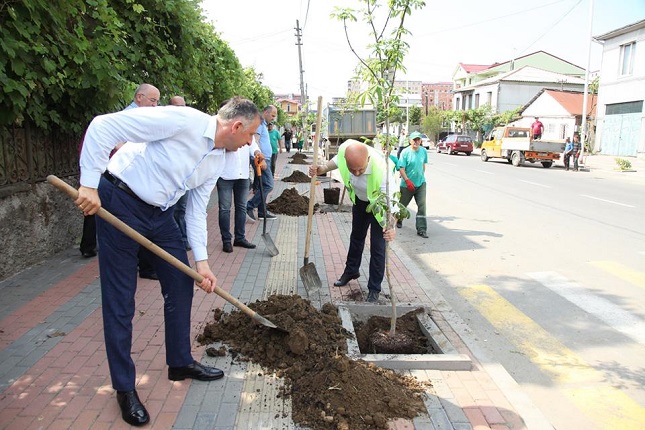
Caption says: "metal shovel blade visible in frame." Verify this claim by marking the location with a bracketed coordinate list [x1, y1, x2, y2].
[255, 156, 279, 257]
[299, 261, 322, 293]
[262, 232, 279, 257]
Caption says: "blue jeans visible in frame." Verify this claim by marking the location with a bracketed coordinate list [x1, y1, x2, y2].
[399, 182, 427, 232]
[247, 158, 274, 215]
[217, 178, 250, 243]
[96, 177, 194, 391]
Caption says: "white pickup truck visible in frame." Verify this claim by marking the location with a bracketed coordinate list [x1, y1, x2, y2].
[480, 126, 566, 168]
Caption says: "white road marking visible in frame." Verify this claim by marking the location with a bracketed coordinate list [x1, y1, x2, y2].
[529, 272, 645, 345]
[519, 180, 551, 188]
[580, 194, 635, 208]
[475, 169, 494, 175]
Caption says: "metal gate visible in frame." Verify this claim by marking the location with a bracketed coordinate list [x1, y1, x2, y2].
[600, 101, 642, 156]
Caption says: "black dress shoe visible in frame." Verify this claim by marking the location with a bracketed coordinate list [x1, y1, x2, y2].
[222, 242, 233, 253]
[116, 390, 149, 426]
[168, 360, 224, 381]
[233, 239, 256, 249]
[367, 290, 380, 303]
[81, 250, 97, 258]
[139, 272, 159, 280]
[333, 272, 360, 287]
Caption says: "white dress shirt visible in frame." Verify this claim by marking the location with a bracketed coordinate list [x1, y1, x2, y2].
[220, 138, 260, 180]
[80, 105, 226, 261]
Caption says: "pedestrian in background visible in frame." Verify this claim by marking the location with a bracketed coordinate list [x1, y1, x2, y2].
[247, 105, 278, 221]
[396, 129, 408, 158]
[282, 127, 293, 152]
[267, 122, 281, 176]
[397, 131, 428, 238]
[124, 84, 161, 279]
[218, 129, 263, 253]
[168, 95, 191, 250]
[571, 133, 581, 171]
[531, 117, 544, 140]
[563, 137, 573, 171]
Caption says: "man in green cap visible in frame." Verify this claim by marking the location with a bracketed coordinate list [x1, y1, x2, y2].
[397, 131, 428, 238]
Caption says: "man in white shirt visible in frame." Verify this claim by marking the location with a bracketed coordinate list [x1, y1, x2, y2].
[218, 136, 263, 253]
[77, 97, 261, 427]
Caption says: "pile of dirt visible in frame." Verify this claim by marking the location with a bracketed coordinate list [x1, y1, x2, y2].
[282, 170, 311, 183]
[354, 307, 436, 354]
[289, 158, 309, 165]
[267, 187, 318, 216]
[198, 295, 429, 430]
[289, 152, 309, 164]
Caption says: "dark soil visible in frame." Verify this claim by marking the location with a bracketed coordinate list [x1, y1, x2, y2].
[289, 157, 310, 164]
[198, 295, 429, 430]
[282, 170, 312, 183]
[290, 152, 308, 160]
[354, 308, 435, 354]
[267, 187, 318, 216]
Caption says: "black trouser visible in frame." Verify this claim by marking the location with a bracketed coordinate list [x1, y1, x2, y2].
[80, 214, 97, 254]
[343, 198, 386, 292]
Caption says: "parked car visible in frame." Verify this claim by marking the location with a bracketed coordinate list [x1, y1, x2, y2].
[418, 133, 433, 150]
[436, 134, 473, 155]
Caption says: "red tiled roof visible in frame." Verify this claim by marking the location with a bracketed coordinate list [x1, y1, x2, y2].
[460, 63, 491, 73]
[545, 90, 597, 115]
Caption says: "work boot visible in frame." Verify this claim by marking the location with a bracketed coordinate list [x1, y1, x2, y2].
[366, 290, 380, 303]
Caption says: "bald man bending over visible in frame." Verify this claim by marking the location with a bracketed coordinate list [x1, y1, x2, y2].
[309, 140, 397, 302]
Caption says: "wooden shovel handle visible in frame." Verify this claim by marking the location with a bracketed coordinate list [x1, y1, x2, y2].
[47, 175, 265, 323]
[304, 96, 324, 264]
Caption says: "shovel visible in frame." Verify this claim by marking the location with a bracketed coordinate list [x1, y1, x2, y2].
[254, 157, 279, 256]
[47, 175, 285, 332]
[299, 96, 323, 293]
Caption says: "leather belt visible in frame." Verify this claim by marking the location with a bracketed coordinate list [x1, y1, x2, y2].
[102, 171, 150, 206]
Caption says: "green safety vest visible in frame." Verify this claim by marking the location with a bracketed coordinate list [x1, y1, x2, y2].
[336, 141, 391, 226]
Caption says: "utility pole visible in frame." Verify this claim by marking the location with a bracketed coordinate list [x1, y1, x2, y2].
[295, 20, 308, 150]
[580, 0, 594, 163]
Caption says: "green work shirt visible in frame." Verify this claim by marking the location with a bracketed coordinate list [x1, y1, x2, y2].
[398, 146, 427, 187]
[269, 129, 281, 154]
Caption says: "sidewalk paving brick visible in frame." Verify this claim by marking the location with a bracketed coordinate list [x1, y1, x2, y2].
[0, 150, 555, 429]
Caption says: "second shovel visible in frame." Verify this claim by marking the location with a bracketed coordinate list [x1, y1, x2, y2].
[255, 156, 279, 256]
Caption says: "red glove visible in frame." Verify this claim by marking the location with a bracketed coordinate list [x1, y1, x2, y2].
[405, 179, 415, 191]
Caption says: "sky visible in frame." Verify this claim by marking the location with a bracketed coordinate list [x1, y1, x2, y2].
[200, 0, 645, 106]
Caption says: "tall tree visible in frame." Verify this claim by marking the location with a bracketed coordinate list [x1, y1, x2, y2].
[333, 0, 425, 336]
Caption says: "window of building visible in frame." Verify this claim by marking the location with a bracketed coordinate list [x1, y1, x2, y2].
[619, 42, 635, 76]
[606, 100, 643, 115]
[487, 92, 492, 105]
[474, 93, 480, 108]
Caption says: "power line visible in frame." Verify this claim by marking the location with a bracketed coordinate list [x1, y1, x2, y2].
[417, 0, 570, 37]
[516, 0, 583, 56]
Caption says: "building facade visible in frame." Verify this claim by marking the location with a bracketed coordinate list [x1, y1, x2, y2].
[593, 19, 645, 157]
[422, 82, 452, 112]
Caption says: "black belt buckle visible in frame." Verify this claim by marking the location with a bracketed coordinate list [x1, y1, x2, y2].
[103, 171, 143, 203]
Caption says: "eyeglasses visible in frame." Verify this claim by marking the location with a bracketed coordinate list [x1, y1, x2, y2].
[137, 93, 158, 104]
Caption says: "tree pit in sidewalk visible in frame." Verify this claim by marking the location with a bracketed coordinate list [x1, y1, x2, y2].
[267, 187, 318, 216]
[198, 295, 429, 430]
[354, 307, 435, 354]
[282, 170, 311, 183]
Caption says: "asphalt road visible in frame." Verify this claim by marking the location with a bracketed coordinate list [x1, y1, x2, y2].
[396, 149, 645, 430]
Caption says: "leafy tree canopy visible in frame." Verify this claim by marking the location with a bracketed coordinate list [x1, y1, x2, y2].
[1, 0, 271, 134]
